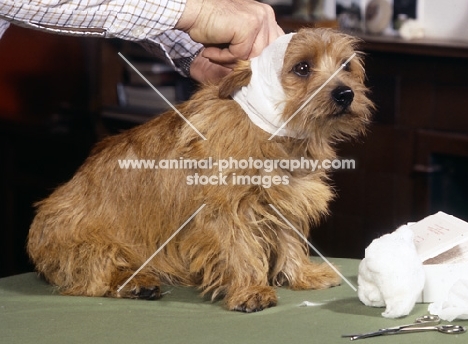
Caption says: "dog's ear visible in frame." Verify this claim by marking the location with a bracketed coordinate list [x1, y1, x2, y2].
[218, 60, 252, 99]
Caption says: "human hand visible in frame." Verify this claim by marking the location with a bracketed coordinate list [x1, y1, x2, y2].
[189, 51, 231, 83]
[177, 0, 284, 67]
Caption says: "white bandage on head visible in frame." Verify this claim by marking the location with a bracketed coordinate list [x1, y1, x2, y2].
[231, 33, 298, 138]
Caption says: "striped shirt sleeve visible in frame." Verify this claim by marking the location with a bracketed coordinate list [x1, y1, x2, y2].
[0, 0, 203, 76]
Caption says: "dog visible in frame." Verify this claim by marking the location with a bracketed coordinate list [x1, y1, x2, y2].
[27, 28, 373, 312]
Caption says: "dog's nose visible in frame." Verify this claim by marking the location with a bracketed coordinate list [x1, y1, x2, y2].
[331, 86, 354, 108]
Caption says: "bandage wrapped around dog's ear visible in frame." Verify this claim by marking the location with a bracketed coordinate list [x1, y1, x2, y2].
[357, 225, 425, 318]
[232, 33, 300, 138]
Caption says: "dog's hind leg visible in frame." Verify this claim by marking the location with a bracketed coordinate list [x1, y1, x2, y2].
[99, 244, 163, 300]
[107, 266, 162, 300]
[28, 231, 162, 300]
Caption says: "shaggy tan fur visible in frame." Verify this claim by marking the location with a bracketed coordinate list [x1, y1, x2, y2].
[27, 29, 373, 312]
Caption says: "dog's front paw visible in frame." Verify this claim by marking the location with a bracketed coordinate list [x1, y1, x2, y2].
[290, 262, 341, 290]
[226, 286, 277, 313]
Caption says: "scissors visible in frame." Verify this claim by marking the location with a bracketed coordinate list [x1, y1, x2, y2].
[342, 315, 466, 340]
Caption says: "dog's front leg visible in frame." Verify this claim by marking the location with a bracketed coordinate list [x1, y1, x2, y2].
[209, 244, 278, 312]
[225, 284, 277, 313]
[220, 243, 278, 312]
[220, 234, 277, 313]
[183, 220, 278, 312]
[279, 232, 341, 290]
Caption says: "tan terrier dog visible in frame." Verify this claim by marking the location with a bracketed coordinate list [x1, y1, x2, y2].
[28, 28, 373, 312]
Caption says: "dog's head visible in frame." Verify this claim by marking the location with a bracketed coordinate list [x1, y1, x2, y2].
[219, 28, 373, 141]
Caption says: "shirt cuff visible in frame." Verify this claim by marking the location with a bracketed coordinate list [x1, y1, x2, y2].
[139, 30, 204, 77]
[0, 19, 10, 39]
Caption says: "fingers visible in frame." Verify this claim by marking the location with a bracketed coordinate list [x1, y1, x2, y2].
[202, 22, 284, 66]
[189, 52, 231, 84]
[248, 11, 285, 59]
[201, 46, 238, 67]
[184, 0, 284, 65]
[201, 20, 284, 65]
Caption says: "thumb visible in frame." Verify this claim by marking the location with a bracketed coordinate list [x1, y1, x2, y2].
[202, 46, 246, 66]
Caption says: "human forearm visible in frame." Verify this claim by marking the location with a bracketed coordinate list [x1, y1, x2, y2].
[0, 0, 185, 40]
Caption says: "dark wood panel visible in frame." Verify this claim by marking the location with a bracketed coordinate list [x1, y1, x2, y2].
[0, 25, 94, 120]
[399, 80, 435, 128]
[434, 84, 468, 132]
[0, 26, 99, 277]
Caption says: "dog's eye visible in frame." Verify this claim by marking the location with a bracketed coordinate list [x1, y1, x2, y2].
[342, 59, 351, 72]
[292, 62, 311, 77]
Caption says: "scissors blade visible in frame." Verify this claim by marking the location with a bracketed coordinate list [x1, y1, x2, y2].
[380, 317, 441, 331]
[342, 329, 400, 340]
[345, 325, 466, 340]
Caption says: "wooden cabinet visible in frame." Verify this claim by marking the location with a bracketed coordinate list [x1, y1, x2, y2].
[313, 35, 468, 258]
[99, 39, 197, 133]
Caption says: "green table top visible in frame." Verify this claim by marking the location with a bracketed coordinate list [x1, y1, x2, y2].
[1, 258, 466, 343]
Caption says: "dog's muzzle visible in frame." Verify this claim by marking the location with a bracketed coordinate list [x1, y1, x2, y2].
[332, 86, 354, 108]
